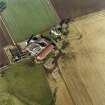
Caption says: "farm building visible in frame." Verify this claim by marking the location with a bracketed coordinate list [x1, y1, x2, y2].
[37, 44, 54, 61]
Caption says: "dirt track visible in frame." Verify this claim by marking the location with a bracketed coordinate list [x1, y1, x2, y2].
[59, 10, 105, 105]
[51, 0, 105, 19]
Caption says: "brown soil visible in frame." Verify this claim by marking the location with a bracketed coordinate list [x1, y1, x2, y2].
[51, 0, 105, 19]
[0, 17, 12, 68]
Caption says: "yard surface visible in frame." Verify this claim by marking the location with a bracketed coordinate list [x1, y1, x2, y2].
[59, 10, 105, 105]
[0, 60, 52, 105]
[2, 0, 58, 42]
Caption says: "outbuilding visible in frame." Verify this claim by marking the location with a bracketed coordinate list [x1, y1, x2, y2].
[37, 44, 54, 61]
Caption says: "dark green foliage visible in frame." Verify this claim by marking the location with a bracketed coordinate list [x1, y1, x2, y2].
[0, 1, 6, 13]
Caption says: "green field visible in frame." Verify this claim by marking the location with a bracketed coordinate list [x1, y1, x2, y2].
[0, 60, 52, 105]
[2, 0, 59, 42]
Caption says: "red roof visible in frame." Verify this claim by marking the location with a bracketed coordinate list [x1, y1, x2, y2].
[37, 44, 54, 60]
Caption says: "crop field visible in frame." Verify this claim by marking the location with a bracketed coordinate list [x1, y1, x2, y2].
[0, 60, 52, 105]
[59, 10, 105, 105]
[2, 0, 59, 42]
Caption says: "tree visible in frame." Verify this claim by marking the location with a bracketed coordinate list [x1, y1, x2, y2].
[0, 1, 6, 13]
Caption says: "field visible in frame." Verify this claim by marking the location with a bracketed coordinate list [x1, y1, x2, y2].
[0, 46, 9, 68]
[0, 59, 52, 105]
[59, 10, 105, 105]
[0, 17, 12, 68]
[51, 0, 105, 18]
[2, 0, 59, 42]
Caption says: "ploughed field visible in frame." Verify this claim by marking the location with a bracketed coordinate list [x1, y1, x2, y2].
[0, 17, 12, 68]
[51, 0, 105, 18]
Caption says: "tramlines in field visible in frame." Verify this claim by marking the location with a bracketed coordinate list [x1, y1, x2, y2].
[2, 0, 58, 42]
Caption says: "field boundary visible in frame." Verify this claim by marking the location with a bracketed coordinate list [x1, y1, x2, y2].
[48, 0, 60, 20]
